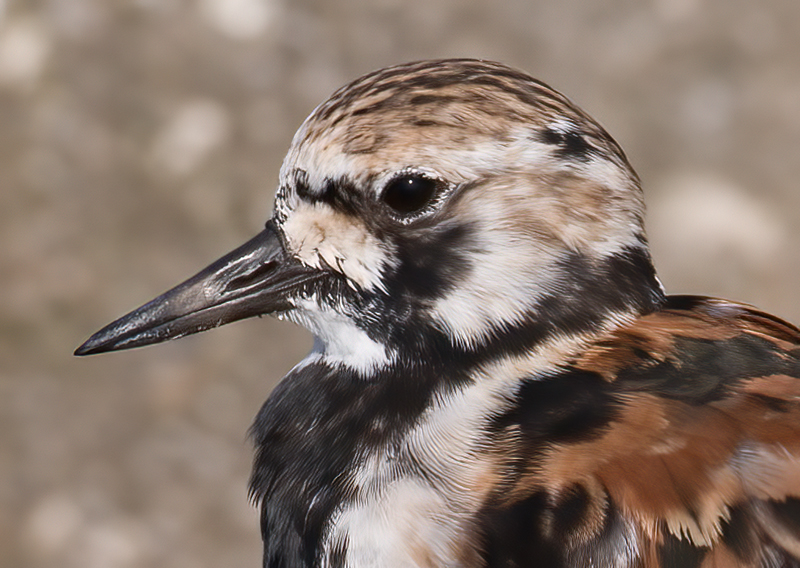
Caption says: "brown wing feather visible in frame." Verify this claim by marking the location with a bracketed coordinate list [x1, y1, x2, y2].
[481, 296, 800, 567]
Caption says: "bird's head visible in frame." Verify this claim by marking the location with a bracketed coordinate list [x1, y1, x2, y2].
[76, 59, 664, 374]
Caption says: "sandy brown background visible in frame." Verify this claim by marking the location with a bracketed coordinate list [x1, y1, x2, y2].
[3, 0, 800, 567]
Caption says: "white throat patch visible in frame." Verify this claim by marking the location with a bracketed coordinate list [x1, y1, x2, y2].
[284, 296, 395, 375]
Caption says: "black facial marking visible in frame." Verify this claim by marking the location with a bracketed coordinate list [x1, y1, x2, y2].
[293, 173, 363, 218]
[292, 169, 313, 199]
[361, 245, 663, 371]
[540, 127, 593, 160]
[248, 243, 668, 566]
[322, 178, 339, 200]
[388, 222, 474, 300]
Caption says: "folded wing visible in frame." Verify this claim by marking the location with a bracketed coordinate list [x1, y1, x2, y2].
[480, 296, 800, 568]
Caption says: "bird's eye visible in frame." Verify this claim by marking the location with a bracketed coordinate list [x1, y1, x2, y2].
[381, 174, 439, 215]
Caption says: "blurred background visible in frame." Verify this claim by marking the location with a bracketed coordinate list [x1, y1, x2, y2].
[3, 0, 800, 566]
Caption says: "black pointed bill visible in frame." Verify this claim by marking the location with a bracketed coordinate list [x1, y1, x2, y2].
[75, 221, 317, 356]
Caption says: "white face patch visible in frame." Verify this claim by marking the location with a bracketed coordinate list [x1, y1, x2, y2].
[281, 201, 396, 293]
[429, 232, 558, 350]
[285, 296, 395, 375]
[426, 179, 560, 349]
[427, 165, 644, 349]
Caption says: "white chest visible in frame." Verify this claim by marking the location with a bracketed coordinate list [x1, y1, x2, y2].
[321, 477, 471, 568]
[318, 365, 526, 568]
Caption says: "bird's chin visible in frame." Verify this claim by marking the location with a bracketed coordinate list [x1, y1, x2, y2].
[276, 302, 395, 374]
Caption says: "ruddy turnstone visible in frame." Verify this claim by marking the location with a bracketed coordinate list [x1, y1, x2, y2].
[77, 59, 800, 568]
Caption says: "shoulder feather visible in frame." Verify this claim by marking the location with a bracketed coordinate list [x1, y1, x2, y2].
[478, 296, 800, 567]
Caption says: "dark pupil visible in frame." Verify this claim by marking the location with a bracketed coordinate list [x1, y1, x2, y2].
[382, 175, 437, 214]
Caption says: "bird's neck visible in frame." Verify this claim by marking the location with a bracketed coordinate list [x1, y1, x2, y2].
[250, 245, 665, 566]
[388, 244, 666, 368]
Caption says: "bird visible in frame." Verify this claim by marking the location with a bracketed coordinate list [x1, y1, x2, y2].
[75, 59, 800, 568]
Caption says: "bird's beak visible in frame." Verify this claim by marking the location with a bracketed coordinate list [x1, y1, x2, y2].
[75, 220, 316, 356]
